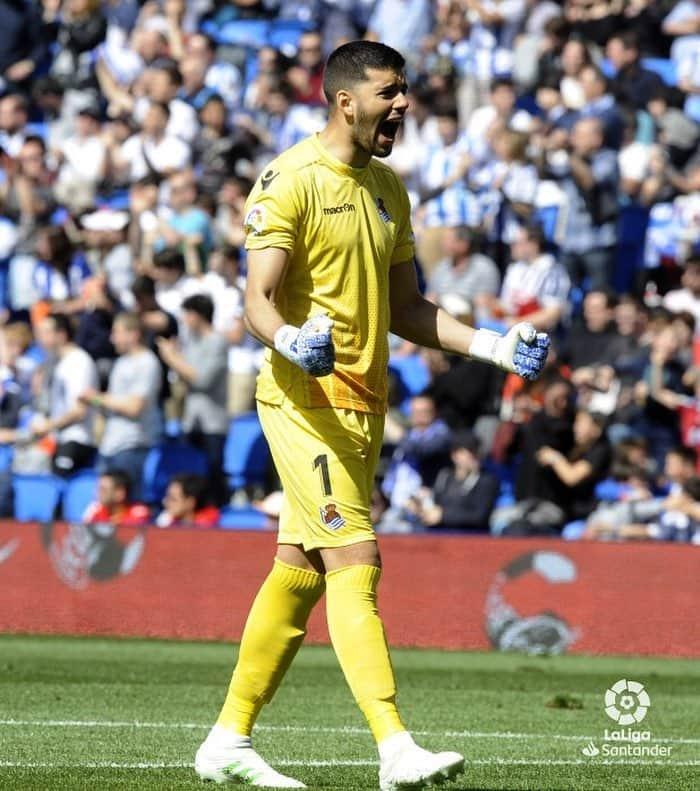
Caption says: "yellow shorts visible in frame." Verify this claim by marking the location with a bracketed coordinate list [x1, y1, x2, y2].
[257, 397, 384, 550]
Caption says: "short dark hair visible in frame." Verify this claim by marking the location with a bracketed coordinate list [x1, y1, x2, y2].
[538, 73, 562, 92]
[23, 134, 46, 154]
[267, 78, 296, 103]
[3, 92, 29, 113]
[522, 221, 547, 251]
[452, 224, 479, 247]
[323, 40, 405, 105]
[433, 95, 459, 121]
[152, 58, 182, 86]
[49, 312, 74, 341]
[450, 430, 481, 456]
[668, 445, 697, 466]
[611, 30, 640, 52]
[101, 469, 132, 499]
[182, 293, 214, 324]
[219, 243, 241, 263]
[581, 64, 608, 89]
[683, 475, 700, 502]
[490, 77, 515, 92]
[153, 247, 185, 273]
[672, 309, 696, 335]
[171, 473, 208, 510]
[131, 274, 156, 300]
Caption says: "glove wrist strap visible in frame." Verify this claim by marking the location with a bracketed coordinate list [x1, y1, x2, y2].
[274, 324, 300, 362]
[469, 328, 502, 366]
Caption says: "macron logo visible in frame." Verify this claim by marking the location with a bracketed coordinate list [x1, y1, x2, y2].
[323, 203, 356, 215]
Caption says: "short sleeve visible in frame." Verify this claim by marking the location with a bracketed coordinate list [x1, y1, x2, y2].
[539, 265, 571, 308]
[244, 168, 304, 254]
[131, 353, 161, 399]
[390, 179, 415, 266]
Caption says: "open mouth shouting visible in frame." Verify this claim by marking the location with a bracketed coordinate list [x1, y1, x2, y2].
[377, 116, 403, 145]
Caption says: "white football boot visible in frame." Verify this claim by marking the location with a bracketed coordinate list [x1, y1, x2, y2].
[378, 732, 465, 790]
[195, 726, 306, 788]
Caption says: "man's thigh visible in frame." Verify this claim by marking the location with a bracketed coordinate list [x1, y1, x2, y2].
[258, 399, 384, 551]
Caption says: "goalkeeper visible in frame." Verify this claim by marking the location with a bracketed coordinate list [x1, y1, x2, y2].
[195, 40, 549, 790]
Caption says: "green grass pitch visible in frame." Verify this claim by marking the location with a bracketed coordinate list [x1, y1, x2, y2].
[0, 635, 698, 790]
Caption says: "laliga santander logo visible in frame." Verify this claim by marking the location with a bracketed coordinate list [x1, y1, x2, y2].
[580, 679, 669, 758]
[605, 679, 651, 726]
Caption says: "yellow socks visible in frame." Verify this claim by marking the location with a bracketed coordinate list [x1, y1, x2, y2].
[216, 558, 325, 735]
[325, 564, 405, 743]
[217, 559, 404, 745]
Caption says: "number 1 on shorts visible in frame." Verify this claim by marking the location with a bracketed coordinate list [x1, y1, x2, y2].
[313, 454, 332, 496]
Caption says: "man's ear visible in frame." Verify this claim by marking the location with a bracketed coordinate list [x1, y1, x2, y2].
[336, 89, 354, 121]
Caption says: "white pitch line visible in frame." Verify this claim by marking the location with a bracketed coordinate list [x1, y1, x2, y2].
[1, 759, 699, 769]
[1, 719, 698, 746]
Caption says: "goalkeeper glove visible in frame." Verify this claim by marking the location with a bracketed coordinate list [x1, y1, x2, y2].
[274, 314, 335, 377]
[469, 322, 550, 381]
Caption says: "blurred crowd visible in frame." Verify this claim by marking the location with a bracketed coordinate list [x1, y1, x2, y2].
[0, 0, 699, 540]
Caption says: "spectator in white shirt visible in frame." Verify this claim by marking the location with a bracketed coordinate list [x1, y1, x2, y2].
[663, 256, 700, 334]
[110, 101, 190, 183]
[477, 222, 570, 332]
[151, 247, 205, 327]
[53, 104, 107, 214]
[0, 92, 29, 158]
[33, 313, 99, 476]
[133, 59, 199, 144]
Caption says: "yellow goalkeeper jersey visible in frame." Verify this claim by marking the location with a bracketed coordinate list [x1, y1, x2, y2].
[244, 134, 415, 414]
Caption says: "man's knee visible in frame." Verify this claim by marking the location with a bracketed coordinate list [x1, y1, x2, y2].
[320, 540, 381, 572]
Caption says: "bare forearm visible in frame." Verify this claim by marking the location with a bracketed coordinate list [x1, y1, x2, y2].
[165, 354, 197, 385]
[99, 393, 143, 419]
[390, 296, 475, 356]
[47, 405, 87, 433]
[569, 155, 595, 192]
[244, 291, 286, 348]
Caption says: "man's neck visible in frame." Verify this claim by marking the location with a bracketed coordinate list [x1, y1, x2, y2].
[57, 342, 75, 359]
[318, 123, 370, 169]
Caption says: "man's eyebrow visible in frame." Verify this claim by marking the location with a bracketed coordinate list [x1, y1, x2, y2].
[376, 80, 407, 91]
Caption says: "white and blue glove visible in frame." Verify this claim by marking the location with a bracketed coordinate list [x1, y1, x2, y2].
[274, 314, 335, 377]
[469, 322, 550, 381]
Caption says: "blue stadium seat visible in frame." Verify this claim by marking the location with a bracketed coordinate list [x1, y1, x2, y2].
[215, 20, 270, 48]
[224, 412, 270, 491]
[388, 354, 430, 398]
[218, 505, 268, 530]
[96, 189, 130, 211]
[164, 419, 182, 439]
[23, 343, 46, 366]
[535, 205, 561, 243]
[12, 474, 65, 522]
[267, 19, 310, 53]
[685, 95, 700, 124]
[141, 442, 209, 504]
[641, 58, 678, 87]
[62, 470, 99, 522]
[25, 122, 48, 141]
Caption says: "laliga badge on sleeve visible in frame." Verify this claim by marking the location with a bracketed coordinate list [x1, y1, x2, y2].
[244, 204, 265, 235]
